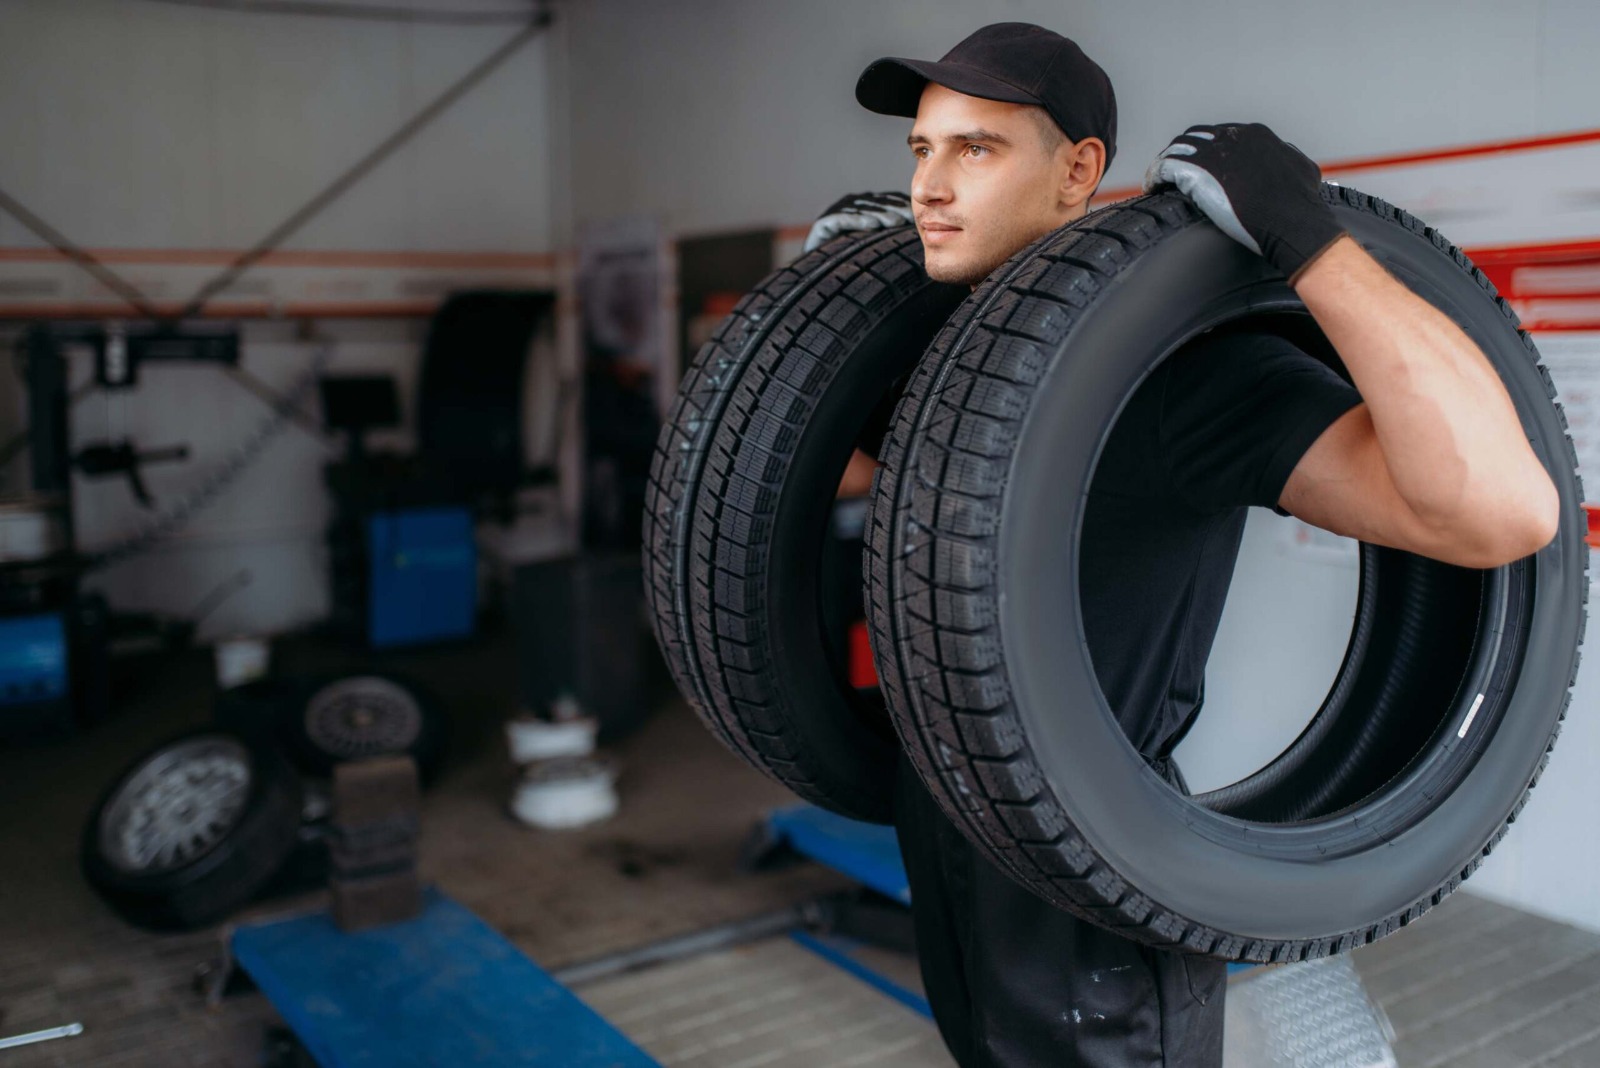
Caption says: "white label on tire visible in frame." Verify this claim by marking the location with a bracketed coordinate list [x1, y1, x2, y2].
[1457, 692, 1486, 740]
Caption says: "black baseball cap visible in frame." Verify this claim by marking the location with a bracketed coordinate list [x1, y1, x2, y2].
[855, 22, 1117, 170]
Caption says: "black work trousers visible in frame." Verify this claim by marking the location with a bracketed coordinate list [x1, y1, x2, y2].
[892, 750, 1226, 1067]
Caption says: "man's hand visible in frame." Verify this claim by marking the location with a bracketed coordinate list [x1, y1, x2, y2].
[803, 191, 915, 253]
[1142, 123, 1346, 283]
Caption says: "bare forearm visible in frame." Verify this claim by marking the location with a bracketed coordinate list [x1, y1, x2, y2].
[1292, 236, 1558, 546]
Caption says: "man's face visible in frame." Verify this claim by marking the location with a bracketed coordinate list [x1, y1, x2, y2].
[909, 83, 1092, 286]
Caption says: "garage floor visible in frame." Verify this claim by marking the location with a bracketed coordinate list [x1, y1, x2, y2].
[0, 621, 1596, 1067]
[0, 622, 848, 1066]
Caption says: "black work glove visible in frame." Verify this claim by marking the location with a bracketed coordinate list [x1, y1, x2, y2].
[803, 191, 915, 253]
[1142, 123, 1347, 283]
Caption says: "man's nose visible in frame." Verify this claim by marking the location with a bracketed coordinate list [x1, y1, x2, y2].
[913, 156, 952, 206]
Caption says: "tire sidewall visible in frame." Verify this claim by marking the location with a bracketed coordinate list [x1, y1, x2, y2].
[988, 202, 1583, 939]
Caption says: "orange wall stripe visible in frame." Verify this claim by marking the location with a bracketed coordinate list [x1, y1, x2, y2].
[1319, 127, 1600, 174]
[0, 300, 448, 320]
[1047, 127, 1600, 210]
[1465, 239, 1600, 266]
[0, 247, 559, 270]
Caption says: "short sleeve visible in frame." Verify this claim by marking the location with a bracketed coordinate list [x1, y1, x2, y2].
[1157, 332, 1362, 515]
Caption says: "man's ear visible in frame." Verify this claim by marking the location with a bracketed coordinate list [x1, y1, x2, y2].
[1060, 137, 1106, 210]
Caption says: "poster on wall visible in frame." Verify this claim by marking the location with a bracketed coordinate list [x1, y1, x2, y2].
[1534, 332, 1600, 496]
[1534, 332, 1600, 593]
[577, 216, 668, 551]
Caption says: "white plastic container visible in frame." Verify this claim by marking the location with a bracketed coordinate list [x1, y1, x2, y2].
[509, 756, 619, 830]
[213, 637, 270, 689]
[505, 711, 599, 764]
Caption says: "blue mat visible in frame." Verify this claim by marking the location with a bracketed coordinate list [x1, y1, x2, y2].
[231, 889, 658, 1067]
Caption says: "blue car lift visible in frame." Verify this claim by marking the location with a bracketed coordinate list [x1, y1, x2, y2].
[227, 888, 658, 1068]
[218, 804, 966, 1064]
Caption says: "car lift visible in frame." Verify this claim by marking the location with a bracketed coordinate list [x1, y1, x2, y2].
[214, 804, 931, 1065]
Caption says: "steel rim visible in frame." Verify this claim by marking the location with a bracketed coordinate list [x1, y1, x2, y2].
[99, 736, 252, 874]
[304, 676, 423, 759]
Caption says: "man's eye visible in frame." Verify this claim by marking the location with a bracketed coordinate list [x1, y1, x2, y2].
[912, 146, 929, 159]
[965, 144, 989, 158]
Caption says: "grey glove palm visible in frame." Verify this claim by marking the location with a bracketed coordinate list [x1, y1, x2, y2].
[803, 191, 915, 253]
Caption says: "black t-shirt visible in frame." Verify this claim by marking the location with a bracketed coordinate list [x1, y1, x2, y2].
[1081, 332, 1362, 762]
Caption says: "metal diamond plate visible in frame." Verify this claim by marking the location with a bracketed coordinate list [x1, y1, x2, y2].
[1225, 956, 1398, 1068]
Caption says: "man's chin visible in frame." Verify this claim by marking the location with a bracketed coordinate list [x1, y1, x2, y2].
[922, 253, 991, 287]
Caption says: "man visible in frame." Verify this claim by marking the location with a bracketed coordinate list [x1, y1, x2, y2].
[809, 21, 1559, 1068]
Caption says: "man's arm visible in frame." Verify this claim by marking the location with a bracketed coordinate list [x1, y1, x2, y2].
[1280, 237, 1559, 568]
[837, 448, 878, 497]
[1145, 122, 1560, 569]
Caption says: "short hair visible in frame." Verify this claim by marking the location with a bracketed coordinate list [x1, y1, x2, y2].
[1028, 105, 1067, 153]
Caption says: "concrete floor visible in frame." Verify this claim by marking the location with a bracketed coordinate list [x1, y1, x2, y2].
[0, 622, 847, 1066]
[2, 622, 1598, 1066]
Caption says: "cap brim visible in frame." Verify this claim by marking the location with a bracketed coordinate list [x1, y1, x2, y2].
[855, 57, 1040, 118]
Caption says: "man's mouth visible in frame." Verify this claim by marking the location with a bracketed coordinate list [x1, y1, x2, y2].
[920, 221, 962, 246]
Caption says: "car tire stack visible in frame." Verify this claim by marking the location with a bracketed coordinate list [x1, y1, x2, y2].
[83, 672, 446, 930]
[648, 185, 1588, 961]
[643, 226, 965, 823]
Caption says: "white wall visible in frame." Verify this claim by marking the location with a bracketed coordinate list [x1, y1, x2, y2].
[0, 0, 568, 638]
[561, 0, 1600, 237]
[1175, 511, 1360, 796]
[0, 0, 560, 254]
[559, 0, 1600, 933]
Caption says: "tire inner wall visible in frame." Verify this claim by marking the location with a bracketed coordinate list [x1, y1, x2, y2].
[1171, 508, 1360, 794]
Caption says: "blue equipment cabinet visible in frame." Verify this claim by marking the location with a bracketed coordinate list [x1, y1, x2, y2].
[366, 506, 477, 649]
[0, 610, 74, 736]
[0, 611, 68, 706]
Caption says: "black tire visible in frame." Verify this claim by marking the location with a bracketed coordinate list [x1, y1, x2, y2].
[644, 227, 965, 821]
[213, 676, 307, 748]
[866, 186, 1588, 960]
[82, 728, 303, 931]
[284, 672, 446, 783]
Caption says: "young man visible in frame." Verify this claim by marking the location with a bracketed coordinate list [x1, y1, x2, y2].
[808, 21, 1559, 1068]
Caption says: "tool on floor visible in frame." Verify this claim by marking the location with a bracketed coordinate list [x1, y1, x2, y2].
[0, 1022, 84, 1051]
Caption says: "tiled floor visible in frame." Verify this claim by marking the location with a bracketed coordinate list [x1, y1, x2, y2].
[1351, 891, 1600, 1068]
[581, 938, 952, 1068]
[2, 624, 1599, 1066]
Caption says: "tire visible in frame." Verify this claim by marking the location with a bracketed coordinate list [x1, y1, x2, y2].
[82, 728, 303, 931]
[285, 672, 446, 783]
[213, 676, 306, 748]
[644, 227, 966, 821]
[866, 186, 1588, 960]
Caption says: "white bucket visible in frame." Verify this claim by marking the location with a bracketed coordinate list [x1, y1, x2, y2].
[213, 637, 271, 689]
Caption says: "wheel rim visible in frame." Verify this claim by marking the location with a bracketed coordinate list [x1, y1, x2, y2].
[99, 737, 252, 874]
[304, 677, 423, 759]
